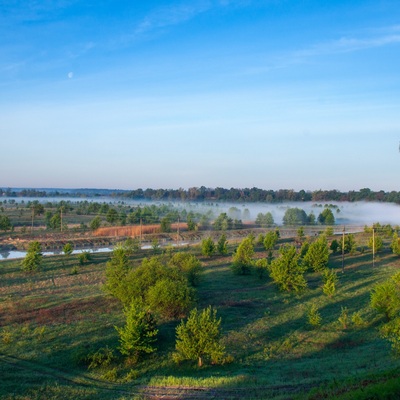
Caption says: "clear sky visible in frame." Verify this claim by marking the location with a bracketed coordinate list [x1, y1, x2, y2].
[1, 0, 400, 191]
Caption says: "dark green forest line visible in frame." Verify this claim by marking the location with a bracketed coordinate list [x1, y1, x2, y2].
[2, 187, 400, 204]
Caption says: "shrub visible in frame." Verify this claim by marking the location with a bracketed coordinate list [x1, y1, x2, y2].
[168, 253, 202, 287]
[147, 278, 194, 320]
[307, 303, 322, 328]
[338, 307, 349, 330]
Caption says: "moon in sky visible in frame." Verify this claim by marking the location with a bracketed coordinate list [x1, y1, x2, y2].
[67, 72, 73, 79]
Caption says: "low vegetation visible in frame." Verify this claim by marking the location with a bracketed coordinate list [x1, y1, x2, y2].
[1, 228, 400, 399]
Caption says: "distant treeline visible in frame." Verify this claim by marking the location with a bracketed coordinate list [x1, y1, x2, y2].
[1, 187, 400, 204]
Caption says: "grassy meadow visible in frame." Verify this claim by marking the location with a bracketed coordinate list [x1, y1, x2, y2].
[1, 233, 400, 399]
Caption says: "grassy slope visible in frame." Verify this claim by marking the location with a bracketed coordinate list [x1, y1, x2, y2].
[1, 236, 400, 399]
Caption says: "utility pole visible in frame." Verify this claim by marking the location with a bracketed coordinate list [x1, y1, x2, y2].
[176, 216, 180, 247]
[31, 206, 34, 235]
[140, 218, 142, 245]
[342, 226, 345, 273]
[372, 227, 375, 268]
[60, 207, 63, 233]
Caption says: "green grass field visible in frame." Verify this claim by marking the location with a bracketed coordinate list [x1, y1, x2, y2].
[1, 235, 400, 399]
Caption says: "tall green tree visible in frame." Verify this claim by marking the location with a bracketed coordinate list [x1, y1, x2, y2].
[318, 208, 335, 225]
[282, 208, 308, 225]
[173, 306, 225, 367]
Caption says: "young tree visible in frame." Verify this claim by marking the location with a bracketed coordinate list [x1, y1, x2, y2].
[322, 269, 338, 298]
[231, 236, 254, 275]
[173, 306, 225, 367]
[370, 279, 400, 321]
[217, 234, 228, 255]
[269, 244, 307, 292]
[104, 246, 131, 301]
[368, 234, 383, 253]
[201, 237, 216, 257]
[115, 300, 158, 362]
[307, 303, 322, 328]
[318, 208, 335, 225]
[303, 235, 329, 272]
[0, 215, 12, 232]
[391, 232, 400, 256]
[263, 231, 278, 251]
[90, 216, 101, 231]
[160, 217, 172, 233]
[168, 252, 202, 287]
[63, 242, 74, 256]
[22, 241, 43, 272]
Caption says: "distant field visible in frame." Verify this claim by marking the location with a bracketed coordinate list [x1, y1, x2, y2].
[1, 233, 400, 399]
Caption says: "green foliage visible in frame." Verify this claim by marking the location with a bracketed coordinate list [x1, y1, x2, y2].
[351, 311, 365, 328]
[0, 215, 12, 231]
[151, 238, 160, 254]
[89, 215, 101, 231]
[217, 234, 228, 255]
[380, 317, 400, 356]
[115, 301, 158, 362]
[147, 278, 195, 320]
[231, 236, 254, 275]
[318, 208, 335, 225]
[307, 303, 322, 328]
[86, 347, 115, 370]
[255, 258, 268, 280]
[106, 208, 118, 224]
[303, 235, 329, 272]
[282, 208, 308, 225]
[391, 232, 400, 256]
[173, 306, 225, 367]
[339, 234, 357, 254]
[370, 278, 400, 321]
[322, 268, 338, 297]
[337, 307, 349, 330]
[21, 241, 43, 272]
[104, 246, 131, 301]
[263, 231, 278, 251]
[186, 214, 197, 231]
[255, 212, 274, 227]
[201, 237, 216, 257]
[78, 251, 92, 265]
[63, 242, 74, 256]
[325, 226, 334, 236]
[160, 216, 172, 233]
[213, 213, 233, 231]
[123, 237, 141, 255]
[330, 239, 339, 253]
[368, 234, 383, 253]
[168, 252, 202, 287]
[269, 244, 307, 292]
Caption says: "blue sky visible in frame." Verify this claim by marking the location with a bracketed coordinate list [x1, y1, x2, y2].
[1, 0, 400, 191]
